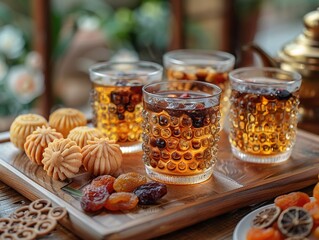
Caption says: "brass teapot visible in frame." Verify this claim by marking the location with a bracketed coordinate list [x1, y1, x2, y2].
[244, 9, 319, 122]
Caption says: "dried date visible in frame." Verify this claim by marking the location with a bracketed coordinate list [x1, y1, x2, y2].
[133, 181, 167, 205]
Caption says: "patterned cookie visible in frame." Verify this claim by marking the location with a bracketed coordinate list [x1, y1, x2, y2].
[42, 138, 82, 181]
[24, 126, 63, 165]
[4, 198, 67, 239]
[10, 114, 49, 150]
[49, 108, 87, 137]
[82, 138, 122, 176]
[67, 126, 103, 148]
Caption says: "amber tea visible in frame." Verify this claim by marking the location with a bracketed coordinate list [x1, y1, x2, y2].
[228, 68, 302, 163]
[142, 81, 221, 184]
[91, 82, 143, 142]
[163, 49, 235, 128]
[89, 61, 163, 153]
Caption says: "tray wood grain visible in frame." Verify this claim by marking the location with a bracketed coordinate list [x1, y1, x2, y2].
[0, 130, 319, 239]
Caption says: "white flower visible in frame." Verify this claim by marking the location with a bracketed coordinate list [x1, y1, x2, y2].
[7, 65, 44, 104]
[0, 57, 7, 83]
[0, 25, 25, 59]
[26, 51, 42, 70]
[77, 15, 100, 31]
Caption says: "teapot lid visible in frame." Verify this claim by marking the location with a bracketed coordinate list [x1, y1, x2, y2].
[279, 8, 319, 75]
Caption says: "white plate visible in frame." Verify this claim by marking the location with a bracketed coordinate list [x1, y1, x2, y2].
[233, 204, 275, 240]
[233, 197, 315, 240]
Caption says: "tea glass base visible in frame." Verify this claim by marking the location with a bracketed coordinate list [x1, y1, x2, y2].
[119, 141, 142, 154]
[145, 166, 213, 185]
[231, 146, 292, 164]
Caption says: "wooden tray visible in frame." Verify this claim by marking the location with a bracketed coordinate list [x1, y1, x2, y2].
[0, 130, 319, 239]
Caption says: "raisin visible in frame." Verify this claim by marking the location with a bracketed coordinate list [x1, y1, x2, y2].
[274, 191, 310, 211]
[156, 138, 166, 149]
[81, 185, 109, 212]
[126, 104, 135, 112]
[192, 116, 204, 128]
[117, 104, 125, 113]
[159, 115, 169, 127]
[111, 92, 121, 105]
[275, 89, 292, 100]
[91, 175, 116, 194]
[195, 69, 208, 81]
[113, 172, 147, 192]
[118, 113, 125, 120]
[213, 73, 226, 84]
[104, 192, 138, 211]
[133, 181, 167, 205]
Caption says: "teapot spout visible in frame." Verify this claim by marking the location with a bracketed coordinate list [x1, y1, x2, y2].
[242, 43, 279, 68]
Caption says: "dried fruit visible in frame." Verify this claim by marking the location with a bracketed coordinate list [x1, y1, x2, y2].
[81, 185, 109, 212]
[246, 227, 283, 240]
[313, 182, 319, 202]
[252, 206, 281, 229]
[303, 201, 319, 227]
[133, 181, 167, 205]
[113, 172, 147, 192]
[91, 175, 116, 194]
[274, 192, 310, 211]
[275, 89, 292, 100]
[104, 192, 138, 211]
[314, 226, 319, 238]
[277, 207, 313, 238]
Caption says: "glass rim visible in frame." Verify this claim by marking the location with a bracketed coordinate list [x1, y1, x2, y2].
[142, 80, 222, 99]
[163, 49, 235, 66]
[229, 67, 302, 86]
[89, 61, 163, 78]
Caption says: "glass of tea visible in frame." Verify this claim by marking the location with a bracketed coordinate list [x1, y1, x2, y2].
[142, 80, 222, 184]
[89, 61, 163, 153]
[163, 49, 235, 129]
[228, 67, 302, 163]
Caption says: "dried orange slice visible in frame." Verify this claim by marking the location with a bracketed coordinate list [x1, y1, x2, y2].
[277, 207, 313, 238]
[252, 206, 281, 229]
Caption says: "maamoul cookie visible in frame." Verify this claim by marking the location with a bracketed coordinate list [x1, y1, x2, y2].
[10, 114, 48, 150]
[67, 126, 103, 148]
[24, 126, 63, 165]
[82, 138, 122, 176]
[42, 138, 82, 181]
[49, 108, 87, 137]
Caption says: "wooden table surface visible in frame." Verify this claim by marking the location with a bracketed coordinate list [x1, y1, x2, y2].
[0, 122, 318, 240]
[0, 180, 315, 240]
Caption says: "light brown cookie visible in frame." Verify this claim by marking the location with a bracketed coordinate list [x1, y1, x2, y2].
[10, 114, 48, 150]
[67, 126, 103, 148]
[82, 138, 122, 176]
[24, 126, 63, 165]
[49, 108, 87, 137]
[42, 138, 82, 181]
